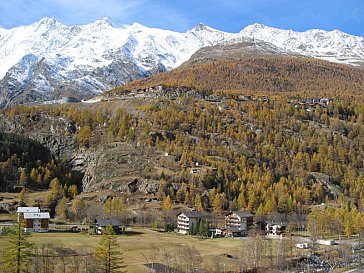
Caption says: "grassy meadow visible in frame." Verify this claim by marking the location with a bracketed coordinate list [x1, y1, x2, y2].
[0, 227, 278, 273]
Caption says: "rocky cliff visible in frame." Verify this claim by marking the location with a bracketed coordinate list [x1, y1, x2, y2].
[0, 113, 160, 194]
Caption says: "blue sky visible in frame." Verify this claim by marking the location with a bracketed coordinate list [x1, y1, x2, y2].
[0, 0, 363, 36]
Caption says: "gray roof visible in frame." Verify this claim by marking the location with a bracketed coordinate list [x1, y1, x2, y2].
[179, 211, 204, 218]
[226, 226, 241, 233]
[94, 218, 121, 227]
[17, 207, 40, 213]
[227, 211, 254, 218]
[23, 212, 50, 219]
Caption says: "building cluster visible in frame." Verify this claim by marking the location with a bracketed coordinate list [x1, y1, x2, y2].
[14, 206, 287, 239]
[177, 210, 255, 237]
[110, 85, 269, 105]
[23, 96, 80, 106]
[288, 97, 332, 112]
[177, 210, 289, 238]
[42, 96, 80, 105]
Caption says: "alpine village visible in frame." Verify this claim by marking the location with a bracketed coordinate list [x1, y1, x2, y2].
[1, 16, 364, 273]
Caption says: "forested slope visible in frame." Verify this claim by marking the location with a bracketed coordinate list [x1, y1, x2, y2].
[114, 56, 364, 96]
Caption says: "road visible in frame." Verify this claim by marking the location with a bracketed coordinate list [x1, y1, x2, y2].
[342, 266, 364, 273]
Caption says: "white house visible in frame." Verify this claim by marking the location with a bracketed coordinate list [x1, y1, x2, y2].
[225, 211, 254, 234]
[177, 211, 204, 234]
[17, 207, 40, 222]
[266, 222, 287, 237]
[23, 212, 50, 232]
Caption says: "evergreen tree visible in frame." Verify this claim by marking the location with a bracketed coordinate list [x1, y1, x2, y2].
[71, 198, 85, 220]
[18, 188, 27, 206]
[162, 195, 173, 211]
[95, 224, 127, 273]
[77, 125, 92, 144]
[56, 196, 68, 221]
[194, 193, 204, 212]
[19, 169, 28, 185]
[2, 222, 32, 273]
[68, 184, 78, 199]
[212, 193, 223, 214]
[104, 197, 126, 216]
[197, 219, 209, 237]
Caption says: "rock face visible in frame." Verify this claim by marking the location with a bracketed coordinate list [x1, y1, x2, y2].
[0, 114, 161, 194]
[0, 113, 76, 159]
[81, 143, 159, 193]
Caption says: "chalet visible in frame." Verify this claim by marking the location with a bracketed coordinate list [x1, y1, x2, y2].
[23, 212, 50, 232]
[177, 211, 204, 235]
[223, 226, 242, 237]
[206, 95, 221, 102]
[320, 98, 332, 105]
[0, 202, 11, 213]
[190, 168, 201, 174]
[240, 95, 252, 101]
[266, 222, 287, 237]
[225, 211, 254, 235]
[17, 206, 40, 222]
[94, 218, 122, 235]
[210, 228, 223, 238]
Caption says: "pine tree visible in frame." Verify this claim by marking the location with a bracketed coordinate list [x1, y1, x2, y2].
[2, 222, 32, 273]
[162, 195, 173, 211]
[68, 184, 78, 199]
[95, 224, 126, 273]
[18, 188, 27, 206]
[19, 169, 28, 186]
[194, 193, 204, 212]
[71, 198, 85, 220]
[56, 196, 68, 221]
[104, 197, 113, 215]
[49, 177, 64, 201]
[104, 197, 126, 216]
[77, 125, 92, 144]
[237, 192, 247, 209]
[212, 193, 223, 214]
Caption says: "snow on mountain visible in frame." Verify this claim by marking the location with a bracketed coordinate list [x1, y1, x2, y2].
[0, 18, 363, 107]
[240, 23, 364, 66]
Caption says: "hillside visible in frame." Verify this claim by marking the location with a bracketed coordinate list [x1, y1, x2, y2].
[2, 88, 364, 214]
[114, 56, 364, 95]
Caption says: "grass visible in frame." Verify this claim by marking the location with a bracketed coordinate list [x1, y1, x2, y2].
[0, 228, 252, 273]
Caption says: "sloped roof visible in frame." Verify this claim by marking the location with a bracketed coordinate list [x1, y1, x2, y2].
[226, 226, 241, 233]
[23, 212, 50, 219]
[17, 207, 40, 213]
[179, 211, 204, 218]
[94, 218, 121, 227]
[227, 211, 254, 218]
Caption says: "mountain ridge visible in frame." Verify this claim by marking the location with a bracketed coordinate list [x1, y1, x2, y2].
[0, 17, 364, 107]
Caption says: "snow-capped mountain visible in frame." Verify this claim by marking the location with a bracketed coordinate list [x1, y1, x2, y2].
[240, 23, 364, 67]
[0, 18, 363, 107]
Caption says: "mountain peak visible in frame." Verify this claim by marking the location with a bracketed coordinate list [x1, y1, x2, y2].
[127, 22, 147, 30]
[193, 22, 208, 31]
[32, 17, 62, 32]
[91, 16, 116, 28]
[35, 17, 59, 27]
[242, 23, 271, 32]
[189, 22, 223, 34]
